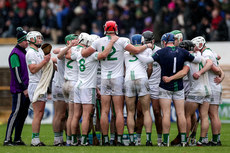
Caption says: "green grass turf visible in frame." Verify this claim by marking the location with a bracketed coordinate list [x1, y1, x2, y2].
[0, 123, 230, 153]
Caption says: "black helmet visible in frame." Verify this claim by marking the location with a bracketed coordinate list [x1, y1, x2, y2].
[179, 40, 195, 51]
[142, 31, 154, 43]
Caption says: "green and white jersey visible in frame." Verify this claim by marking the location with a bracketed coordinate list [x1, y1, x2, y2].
[186, 54, 211, 96]
[71, 49, 99, 88]
[63, 46, 81, 81]
[26, 47, 44, 83]
[148, 45, 161, 86]
[202, 48, 221, 92]
[55, 58, 65, 87]
[124, 48, 152, 81]
[91, 36, 130, 79]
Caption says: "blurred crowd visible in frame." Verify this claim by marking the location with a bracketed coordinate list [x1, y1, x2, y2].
[1, 0, 230, 44]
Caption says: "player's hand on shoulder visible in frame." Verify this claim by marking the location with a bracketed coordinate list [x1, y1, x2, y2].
[146, 43, 153, 49]
[111, 35, 119, 43]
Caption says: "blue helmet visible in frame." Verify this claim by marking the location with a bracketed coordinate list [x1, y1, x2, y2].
[131, 34, 144, 45]
[161, 33, 175, 43]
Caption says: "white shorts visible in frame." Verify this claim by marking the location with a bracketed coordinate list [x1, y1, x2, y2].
[210, 91, 222, 105]
[101, 76, 124, 96]
[74, 87, 96, 105]
[159, 87, 184, 100]
[52, 81, 65, 102]
[149, 83, 159, 99]
[124, 78, 150, 97]
[186, 95, 210, 104]
[62, 80, 76, 103]
[28, 83, 47, 103]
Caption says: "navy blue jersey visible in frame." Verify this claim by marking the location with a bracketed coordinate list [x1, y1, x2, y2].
[152, 46, 195, 91]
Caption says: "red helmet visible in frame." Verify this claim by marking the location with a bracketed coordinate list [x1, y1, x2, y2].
[103, 20, 118, 35]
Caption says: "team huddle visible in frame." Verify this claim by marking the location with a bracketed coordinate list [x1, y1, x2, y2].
[5, 20, 224, 147]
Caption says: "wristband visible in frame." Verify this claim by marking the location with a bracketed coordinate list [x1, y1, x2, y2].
[145, 44, 148, 48]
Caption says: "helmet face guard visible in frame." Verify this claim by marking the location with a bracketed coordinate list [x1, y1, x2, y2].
[191, 36, 206, 50]
[78, 32, 90, 46]
[104, 20, 118, 35]
[26, 31, 43, 48]
[171, 30, 183, 42]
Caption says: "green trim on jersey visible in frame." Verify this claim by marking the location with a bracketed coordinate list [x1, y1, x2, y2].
[204, 85, 209, 96]
[131, 71, 135, 80]
[168, 46, 176, 51]
[77, 45, 84, 48]
[199, 62, 204, 71]
[106, 35, 111, 40]
[174, 82, 178, 91]
[92, 88, 96, 105]
[30, 47, 38, 52]
[152, 44, 155, 50]
[10, 54, 20, 68]
[77, 80, 82, 88]
[107, 71, 112, 79]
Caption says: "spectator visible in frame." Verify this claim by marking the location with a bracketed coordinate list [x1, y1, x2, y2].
[218, 11, 230, 41]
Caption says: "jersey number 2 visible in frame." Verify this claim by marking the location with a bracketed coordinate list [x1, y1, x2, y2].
[102, 46, 117, 61]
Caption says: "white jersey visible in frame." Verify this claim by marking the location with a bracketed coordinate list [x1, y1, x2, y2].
[63, 46, 81, 81]
[186, 54, 211, 96]
[71, 49, 99, 88]
[55, 58, 65, 87]
[148, 45, 161, 86]
[202, 48, 222, 92]
[26, 47, 44, 83]
[91, 36, 129, 79]
[124, 48, 152, 81]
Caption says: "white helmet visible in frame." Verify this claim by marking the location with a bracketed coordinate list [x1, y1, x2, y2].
[26, 31, 43, 43]
[88, 34, 100, 46]
[78, 32, 90, 46]
[191, 36, 206, 50]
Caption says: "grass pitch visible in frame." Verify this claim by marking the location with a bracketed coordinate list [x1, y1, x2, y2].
[0, 123, 230, 153]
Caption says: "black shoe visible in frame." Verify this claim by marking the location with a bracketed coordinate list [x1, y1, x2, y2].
[31, 142, 46, 146]
[159, 142, 169, 147]
[103, 142, 110, 146]
[196, 141, 209, 146]
[146, 141, 153, 146]
[129, 142, 135, 146]
[208, 141, 218, 146]
[217, 141, 222, 146]
[170, 134, 181, 146]
[3, 141, 14, 146]
[14, 139, 26, 146]
[110, 140, 116, 146]
[116, 142, 125, 146]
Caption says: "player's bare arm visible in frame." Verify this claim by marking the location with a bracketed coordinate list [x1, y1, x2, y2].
[163, 65, 190, 83]
[97, 35, 119, 60]
[57, 40, 77, 60]
[214, 67, 225, 85]
[125, 43, 152, 54]
[28, 53, 51, 74]
[193, 59, 213, 80]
